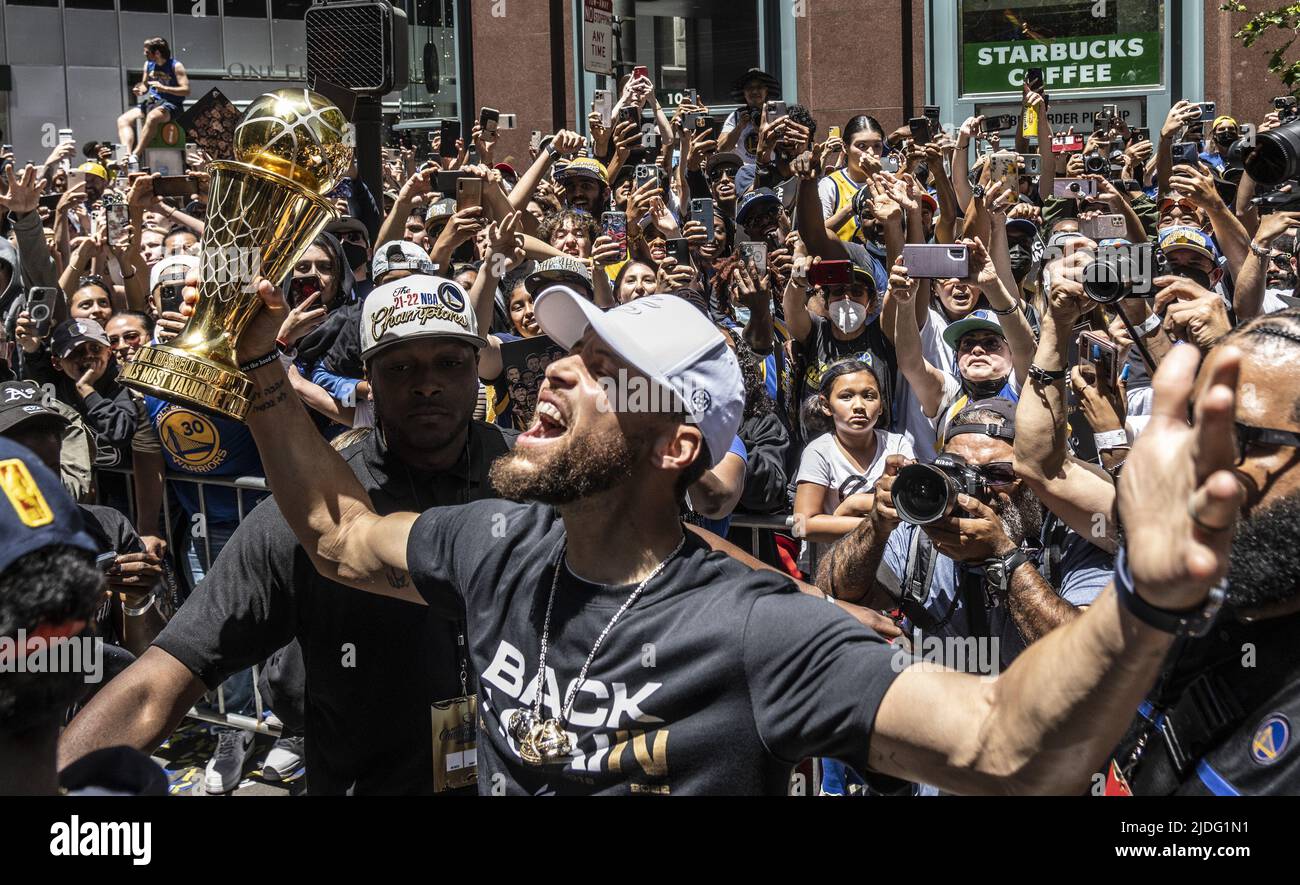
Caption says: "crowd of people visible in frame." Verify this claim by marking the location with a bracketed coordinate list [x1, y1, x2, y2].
[1, 36, 1298, 798]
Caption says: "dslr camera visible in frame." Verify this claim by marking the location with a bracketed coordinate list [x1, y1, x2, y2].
[893, 453, 993, 526]
[1083, 244, 1165, 304]
[1275, 96, 1299, 123]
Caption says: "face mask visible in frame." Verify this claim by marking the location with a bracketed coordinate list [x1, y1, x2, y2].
[1214, 131, 1237, 149]
[341, 241, 368, 272]
[1008, 243, 1034, 281]
[831, 300, 866, 334]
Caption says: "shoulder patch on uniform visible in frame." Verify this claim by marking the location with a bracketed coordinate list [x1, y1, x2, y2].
[1250, 714, 1291, 766]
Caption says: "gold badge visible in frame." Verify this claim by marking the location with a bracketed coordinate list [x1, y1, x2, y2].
[0, 458, 54, 527]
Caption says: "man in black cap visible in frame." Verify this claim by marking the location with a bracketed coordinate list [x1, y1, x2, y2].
[0, 436, 167, 795]
[705, 152, 743, 218]
[719, 67, 782, 168]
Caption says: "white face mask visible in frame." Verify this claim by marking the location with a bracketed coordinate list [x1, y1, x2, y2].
[831, 300, 867, 334]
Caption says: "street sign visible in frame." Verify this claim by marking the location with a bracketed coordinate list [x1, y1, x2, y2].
[583, 0, 614, 77]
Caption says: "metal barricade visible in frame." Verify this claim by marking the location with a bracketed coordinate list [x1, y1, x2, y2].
[94, 466, 279, 738]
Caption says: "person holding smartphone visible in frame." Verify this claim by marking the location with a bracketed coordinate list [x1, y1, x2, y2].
[719, 68, 782, 168]
[819, 115, 888, 244]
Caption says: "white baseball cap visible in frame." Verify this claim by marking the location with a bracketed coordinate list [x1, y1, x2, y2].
[532, 288, 743, 467]
[359, 273, 487, 360]
[371, 240, 436, 281]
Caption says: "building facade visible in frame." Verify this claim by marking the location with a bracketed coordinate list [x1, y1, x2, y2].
[0, 0, 1291, 174]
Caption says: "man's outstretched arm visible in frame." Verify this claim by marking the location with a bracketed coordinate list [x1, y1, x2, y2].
[866, 343, 1245, 794]
[220, 281, 423, 603]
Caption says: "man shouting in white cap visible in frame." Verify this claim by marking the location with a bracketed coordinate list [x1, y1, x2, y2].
[229, 273, 1245, 796]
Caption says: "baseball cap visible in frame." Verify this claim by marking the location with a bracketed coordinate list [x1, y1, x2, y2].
[942, 309, 1005, 351]
[0, 381, 69, 436]
[0, 437, 96, 577]
[1158, 225, 1218, 262]
[525, 256, 594, 298]
[50, 319, 110, 360]
[77, 162, 108, 180]
[371, 240, 435, 281]
[730, 67, 781, 102]
[736, 188, 782, 225]
[1005, 216, 1040, 239]
[532, 289, 744, 468]
[359, 274, 487, 360]
[557, 157, 608, 186]
[424, 198, 457, 231]
[946, 397, 1018, 444]
[493, 163, 518, 180]
[705, 152, 743, 176]
[149, 253, 198, 293]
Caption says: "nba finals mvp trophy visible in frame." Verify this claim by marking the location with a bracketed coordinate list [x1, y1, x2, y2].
[122, 89, 353, 420]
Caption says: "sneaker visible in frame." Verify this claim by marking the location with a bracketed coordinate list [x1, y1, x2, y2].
[204, 729, 256, 794]
[262, 735, 305, 782]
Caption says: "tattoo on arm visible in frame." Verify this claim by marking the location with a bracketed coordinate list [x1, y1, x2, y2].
[1005, 564, 1083, 645]
[816, 519, 891, 607]
[250, 379, 289, 414]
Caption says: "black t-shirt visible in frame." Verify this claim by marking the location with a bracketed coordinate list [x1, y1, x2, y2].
[797, 314, 898, 436]
[406, 500, 901, 795]
[78, 503, 143, 557]
[153, 423, 515, 795]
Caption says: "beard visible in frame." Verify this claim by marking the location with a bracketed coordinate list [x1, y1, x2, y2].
[490, 424, 639, 505]
[1226, 492, 1300, 610]
[992, 483, 1045, 546]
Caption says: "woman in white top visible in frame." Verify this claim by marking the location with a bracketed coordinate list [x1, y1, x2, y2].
[794, 358, 915, 546]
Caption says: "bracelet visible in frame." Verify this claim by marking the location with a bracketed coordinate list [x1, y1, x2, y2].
[1028, 364, 1069, 384]
[239, 350, 279, 373]
[1133, 311, 1162, 338]
[119, 592, 155, 617]
[1250, 240, 1271, 259]
[1113, 545, 1226, 637]
[1093, 429, 1130, 452]
[989, 299, 1021, 317]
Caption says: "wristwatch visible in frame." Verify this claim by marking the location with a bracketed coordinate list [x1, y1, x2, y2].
[984, 548, 1031, 601]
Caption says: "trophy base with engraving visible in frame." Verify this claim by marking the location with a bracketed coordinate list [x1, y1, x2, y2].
[122, 345, 254, 420]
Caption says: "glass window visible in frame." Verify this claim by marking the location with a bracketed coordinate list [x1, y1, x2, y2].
[401, 4, 460, 119]
[64, 0, 116, 9]
[958, 0, 1163, 97]
[223, 0, 269, 18]
[120, 0, 171, 10]
[630, 0, 764, 109]
[270, 0, 311, 18]
[4, 0, 59, 7]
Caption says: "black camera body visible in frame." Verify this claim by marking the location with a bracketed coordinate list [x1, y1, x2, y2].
[893, 453, 991, 526]
[1083, 151, 1109, 175]
[1082, 244, 1166, 304]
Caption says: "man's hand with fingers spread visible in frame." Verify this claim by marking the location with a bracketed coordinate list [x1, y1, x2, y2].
[1117, 344, 1245, 610]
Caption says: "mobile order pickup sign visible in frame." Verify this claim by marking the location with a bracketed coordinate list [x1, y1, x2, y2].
[963, 34, 1160, 94]
[584, 0, 614, 77]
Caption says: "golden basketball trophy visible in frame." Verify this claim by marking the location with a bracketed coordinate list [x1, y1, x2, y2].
[122, 88, 353, 420]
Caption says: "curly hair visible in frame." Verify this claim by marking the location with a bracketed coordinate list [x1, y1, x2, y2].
[539, 209, 600, 247]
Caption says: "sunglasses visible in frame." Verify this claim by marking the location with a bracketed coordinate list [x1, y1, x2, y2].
[1234, 421, 1300, 467]
[107, 330, 143, 347]
[958, 334, 1007, 354]
[976, 461, 1018, 487]
[708, 167, 737, 182]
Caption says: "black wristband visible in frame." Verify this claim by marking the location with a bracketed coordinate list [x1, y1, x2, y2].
[1028, 364, 1068, 384]
[990, 300, 1021, 317]
[239, 351, 279, 373]
[1113, 545, 1225, 638]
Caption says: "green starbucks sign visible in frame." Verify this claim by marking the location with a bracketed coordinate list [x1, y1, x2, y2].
[962, 32, 1161, 95]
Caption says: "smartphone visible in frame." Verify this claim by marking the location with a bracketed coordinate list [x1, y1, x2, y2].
[738, 242, 767, 277]
[690, 198, 715, 242]
[1022, 154, 1041, 176]
[601, 211, 628, 258]
[152, 175, 194, 198]
[96, 551, 118, 572]
[667, 238, 691, 265]
[1078, 330, 1118, 388]
[530, 130, 543, 153]
[880, 154, 901, 174]
[634, 163, 657, 188]
[66, 168, 87, 192]
[1025, 68, 1045, 93]
[681, 111, 702, 132]
[989, 150, 1020, 188]
[923, 105, 941, 129]
[480, 107, 501, 137]
[439, 119, 461, 158]
[684, 88, 699, 106]
[593, 89, 614, 127]
[825, 125, 844, 168]
[1054, 178, 1098, 199]
[58, 128, 74, 145]
[1051, 134, 1086, 154]
[695, 115, 718, 140]
[1128, 127, 1150, 145]
[1101, 104, 1119, 124]
[764, 101, 789, 126]
[288, 275, 322, 309]
[632, 65, 648, 81]
[619, 106, 641, 128]
[26, 286, 58, 338]
[902, 244, 969, 279]
[807, 260, 852, 287]
[1080, 214, 1126, 241]
[988, 114, 1016, 133]
[456, 176, 483, 212]
[38, 193, 61, 211]
[104, 201, 130, 241]
[1196, 101, 1217, 122]
[1171, 141, 1201, 166]
[157, 281, 185, 315]
[908, 117, 933, 146]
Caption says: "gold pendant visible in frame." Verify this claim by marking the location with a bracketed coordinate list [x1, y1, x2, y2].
[508, 709, 534, 744]
[519, 719, 571, 766]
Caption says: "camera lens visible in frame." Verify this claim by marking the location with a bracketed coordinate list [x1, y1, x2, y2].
[1083, 256, 1127, 303]
[29, 303, 50, 322]
[1245, 119, 1300, 186]
[1084, 153, 1108, 175]
[893, 463, 959, 526]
